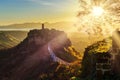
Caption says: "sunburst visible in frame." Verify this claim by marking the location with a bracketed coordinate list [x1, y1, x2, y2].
[77, 0, 120, 36]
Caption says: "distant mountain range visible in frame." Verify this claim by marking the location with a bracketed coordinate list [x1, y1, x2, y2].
[0, 21, 76, 32]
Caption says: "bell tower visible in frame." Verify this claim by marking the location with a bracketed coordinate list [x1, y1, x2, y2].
[42, 23, 44, 30]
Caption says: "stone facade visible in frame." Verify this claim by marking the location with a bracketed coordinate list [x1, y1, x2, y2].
[112, 29, 120, 73]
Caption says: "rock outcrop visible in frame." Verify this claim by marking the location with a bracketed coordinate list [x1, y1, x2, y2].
[0, 28, 78, 80]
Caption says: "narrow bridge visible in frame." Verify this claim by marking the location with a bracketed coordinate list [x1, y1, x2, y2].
[48, 44, 70, 65]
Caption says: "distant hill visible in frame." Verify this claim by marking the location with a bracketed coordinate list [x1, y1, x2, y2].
[0, 31, 27, 49]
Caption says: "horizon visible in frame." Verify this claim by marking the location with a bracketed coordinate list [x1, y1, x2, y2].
[0, 21, 75, 26]
[0, 0, 78, 25]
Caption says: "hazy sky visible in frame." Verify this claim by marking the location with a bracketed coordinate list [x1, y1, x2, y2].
[0, 0, 79, 25]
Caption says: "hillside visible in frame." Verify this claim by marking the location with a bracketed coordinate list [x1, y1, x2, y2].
[0, 28, 80, 80]
[0, 31, 27, 49]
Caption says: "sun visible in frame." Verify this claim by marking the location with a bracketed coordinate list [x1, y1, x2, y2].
[92, 6, 104, 17]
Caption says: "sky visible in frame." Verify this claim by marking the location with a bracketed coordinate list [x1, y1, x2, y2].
[0, 0, 79, 25]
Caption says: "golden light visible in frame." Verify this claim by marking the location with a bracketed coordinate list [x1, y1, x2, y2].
[77, 0, 120, 36]
[92, 6, 104, 17]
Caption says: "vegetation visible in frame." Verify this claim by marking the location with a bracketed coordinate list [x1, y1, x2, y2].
[38, 62, 81, 80]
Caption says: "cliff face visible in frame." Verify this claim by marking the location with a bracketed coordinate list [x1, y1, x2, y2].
[0, 28, 77, 80]
[81, 38, 112, 79]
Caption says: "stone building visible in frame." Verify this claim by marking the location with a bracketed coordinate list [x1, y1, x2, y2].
[95, 53, 111, 80]
[112, 29, 120, 73]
